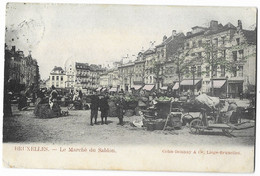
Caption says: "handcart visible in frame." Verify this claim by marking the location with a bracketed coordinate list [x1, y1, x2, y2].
[189, 108, 255, 137]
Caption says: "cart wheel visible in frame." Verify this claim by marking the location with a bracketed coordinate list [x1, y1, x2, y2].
[190, 119, 202, 134]
[182, 114, 194, 126]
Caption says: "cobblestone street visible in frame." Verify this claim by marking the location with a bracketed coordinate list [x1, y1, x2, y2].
[3, 104, 255, 146]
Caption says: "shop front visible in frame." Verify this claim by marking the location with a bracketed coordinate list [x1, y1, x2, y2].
[228, 80, 243, 98]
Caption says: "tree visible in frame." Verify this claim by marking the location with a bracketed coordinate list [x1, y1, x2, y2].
[172, 49, 194, 96]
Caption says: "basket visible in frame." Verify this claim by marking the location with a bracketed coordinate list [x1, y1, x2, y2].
[147, 122, 155, 131]
[154, 119, 166, 130]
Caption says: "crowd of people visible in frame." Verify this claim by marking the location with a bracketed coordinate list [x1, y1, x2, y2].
[90, 91, 126, 126]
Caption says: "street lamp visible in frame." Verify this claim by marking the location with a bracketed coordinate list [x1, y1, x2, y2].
[191, 65, 196, 96]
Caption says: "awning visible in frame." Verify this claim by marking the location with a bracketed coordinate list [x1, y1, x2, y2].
[208, 80, 226, 88]
[172, 82, 179, 90]
[180, 79, 201, 86]
[96, 87, 102, 91]
[160, 86, 168, 90]
[101, 88, 107, 92]
[142, 85, 155, 91]
[131, 85, 142, 90]
[109, 87, 117, 92]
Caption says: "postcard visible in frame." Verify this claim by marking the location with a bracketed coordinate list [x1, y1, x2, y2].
[3, 3, 257, 173]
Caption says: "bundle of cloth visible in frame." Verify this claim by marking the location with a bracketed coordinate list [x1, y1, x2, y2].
[194, 94, 220, 111]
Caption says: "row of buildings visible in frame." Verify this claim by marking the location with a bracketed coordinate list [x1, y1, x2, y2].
[45, 62, 105, 93]
[4, 44, 40, 93]
[99, 20, 256, 98]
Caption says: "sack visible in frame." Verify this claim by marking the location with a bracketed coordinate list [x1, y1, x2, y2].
[195, 94, 220, 109]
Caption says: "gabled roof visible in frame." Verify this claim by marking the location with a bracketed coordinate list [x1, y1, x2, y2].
[242, 29, 256, 45]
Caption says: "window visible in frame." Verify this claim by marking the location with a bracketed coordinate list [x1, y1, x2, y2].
[197, 66, 201, 77]
[186, 43, 190, 49]
[206, 66, 210, 77]
[198, 40, 202, 47]
[198, 52, 202, 58]
[213, 38, 218, 47]
[61, 76, 63, 81]
[56, 76, 59, 80]
[221, 36, 226, 44]
[232, 67, 237, 77]
[238, 66, 243, 77]
[220, 65, 225, 77]
[222, 50, 226, 58]
[232, 51, 237, 61]
[56, 83, 59, 87]
[238, 50, 244, 60]
[236, 38, 240, 45]
[52, 76, 55, 80]
[213, 65, 217, 77]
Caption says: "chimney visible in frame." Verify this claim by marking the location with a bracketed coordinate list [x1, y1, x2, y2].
[186, 32, 192, 36]
[210, 20, 218, 31]
[172, 30, 177, 38]
[237, 20, 242, 30]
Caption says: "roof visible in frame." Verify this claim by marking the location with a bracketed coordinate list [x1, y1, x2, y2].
[242, 29, 256, 45]
[75, 62, 90, 70]
[185, 31, 205, 39]
[204, 23, 236, 36]
[156, 33, 185, 47]
[185, 22, 236, 39]
[143, 48, 156, 55]
[52, 66, 64, 72]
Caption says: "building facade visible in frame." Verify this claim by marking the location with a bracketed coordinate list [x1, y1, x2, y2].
[48, 66, 66, 88]
[4, 45, 40, 92]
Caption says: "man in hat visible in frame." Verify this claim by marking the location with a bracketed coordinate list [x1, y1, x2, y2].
[116, 92, 125, 125]
[99, 92, 109, 125]
[90, 91, 99, 125]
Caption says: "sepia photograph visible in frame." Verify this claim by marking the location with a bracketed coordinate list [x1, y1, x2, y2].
[2, 2, 257, 173]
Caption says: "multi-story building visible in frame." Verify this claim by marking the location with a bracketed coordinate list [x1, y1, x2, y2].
[155, 30, 185, 88]
[180, 20, 256, 97]
[133, 52, 145, 87]
[118, 61, 135, 91]
[4, 45, 40, 92]
[48, 66, 66, 88]
[144, 48, 156, 85]
[226, 21, 256, 97]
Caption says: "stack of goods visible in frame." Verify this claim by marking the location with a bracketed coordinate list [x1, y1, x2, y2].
[34, 103, 58, 119]
[124, 96, 138, 116]
[155, 96, 172, 119]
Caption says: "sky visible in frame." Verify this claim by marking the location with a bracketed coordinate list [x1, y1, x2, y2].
[5, 3, 257, 79]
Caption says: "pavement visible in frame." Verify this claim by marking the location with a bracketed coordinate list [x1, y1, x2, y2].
[3, 103, 255, 146]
